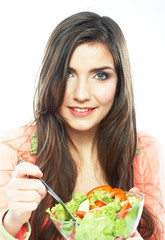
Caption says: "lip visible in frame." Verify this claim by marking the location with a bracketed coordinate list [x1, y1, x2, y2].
[68, 106, 96, 117]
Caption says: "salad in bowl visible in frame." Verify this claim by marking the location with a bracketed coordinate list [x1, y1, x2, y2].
[46, 185, 144, 239]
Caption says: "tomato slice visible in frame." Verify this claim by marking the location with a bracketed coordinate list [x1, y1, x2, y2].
[109, 188, 126, 202]
[86, 185, 112, 199]
[89, 205, 95, 210]
[118, 200, 131, 219]
[68, 228, 75, 238]
[94, 200, 106, 207]
[89, 209, 101, 214]
[89, 200, 106, 210]
[52, 211, 56, 215]
[57, 222, 63, 226]
[76, 211, 86, 219]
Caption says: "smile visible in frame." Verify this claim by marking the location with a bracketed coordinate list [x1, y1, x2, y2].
[72, 108, 92, 112]
[69, 107, 95, 117]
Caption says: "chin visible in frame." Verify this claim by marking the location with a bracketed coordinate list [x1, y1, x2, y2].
[66, 123, 99, 133]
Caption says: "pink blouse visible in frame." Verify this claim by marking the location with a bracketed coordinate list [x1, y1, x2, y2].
[0, 126, 164, 239]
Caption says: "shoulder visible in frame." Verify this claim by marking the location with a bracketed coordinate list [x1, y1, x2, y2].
[134, 131, 164, 189]
[0, 125, 35, 142]
[136, 131, 163, 168]
[0, 125, 36, 170]
[135, 131, 163, 170]
[137, 131, 162, 152]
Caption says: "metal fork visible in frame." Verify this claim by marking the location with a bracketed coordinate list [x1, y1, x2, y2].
[19, 158, 76, 221]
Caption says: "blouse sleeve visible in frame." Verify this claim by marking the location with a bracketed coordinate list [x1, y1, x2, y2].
[0, 209, 31, 240]
[133, 132, 165, 239]
[0, 136, 17, 213]
[0, 126, 35, 213]
[0, 126, 35, 239]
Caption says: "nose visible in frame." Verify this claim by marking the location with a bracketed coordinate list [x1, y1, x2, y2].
[73, 78, 91, 102]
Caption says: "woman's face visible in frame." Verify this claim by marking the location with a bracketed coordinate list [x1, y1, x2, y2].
[59, 42, 117, 133]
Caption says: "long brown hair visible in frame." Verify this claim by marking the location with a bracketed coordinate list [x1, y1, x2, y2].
[30, 12, 160, 239]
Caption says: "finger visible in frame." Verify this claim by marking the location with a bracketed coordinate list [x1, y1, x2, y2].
[127, 230, 143, 239]
[8, 178, 46, 198]
[129, 187, 139, 193]
[115, 230, 142, 240]
[13, 162, 43, 178]
[7, 189, 42, 203]
[127, 237, 142, 240]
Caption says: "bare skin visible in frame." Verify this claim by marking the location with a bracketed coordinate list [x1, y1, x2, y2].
[68, 128, 107, 194]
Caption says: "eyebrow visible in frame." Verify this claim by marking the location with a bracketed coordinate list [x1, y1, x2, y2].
[68, 66, 115, 73]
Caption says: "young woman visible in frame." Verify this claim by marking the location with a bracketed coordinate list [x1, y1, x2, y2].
[0, 12, 164, 240]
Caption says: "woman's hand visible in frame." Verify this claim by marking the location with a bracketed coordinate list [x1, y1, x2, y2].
[129, 187, 139, 194]
[3, 161, 47, 237]
[115, 230, 143, 239]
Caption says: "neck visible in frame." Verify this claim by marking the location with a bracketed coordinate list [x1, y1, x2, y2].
[67, 127, 98, 165]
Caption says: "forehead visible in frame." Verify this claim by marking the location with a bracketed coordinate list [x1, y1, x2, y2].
[69, 42, 115, 68]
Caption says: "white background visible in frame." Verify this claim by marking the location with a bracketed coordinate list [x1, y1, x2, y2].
[0, 0, 164, 157]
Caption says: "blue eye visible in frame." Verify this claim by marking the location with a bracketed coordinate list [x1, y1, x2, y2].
[95, 72, 110, 80]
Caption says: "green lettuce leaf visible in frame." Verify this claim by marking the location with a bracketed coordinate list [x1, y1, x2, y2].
[89, 190, 113, 206]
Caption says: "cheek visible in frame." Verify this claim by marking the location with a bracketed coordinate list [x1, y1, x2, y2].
[95, 85, 116, 106]
[62, 81, 73, 102]
[61, 86, 71, 105]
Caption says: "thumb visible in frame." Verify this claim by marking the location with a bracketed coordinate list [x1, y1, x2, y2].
[129, 187, 139, 193]
[13, 161, 43, 178]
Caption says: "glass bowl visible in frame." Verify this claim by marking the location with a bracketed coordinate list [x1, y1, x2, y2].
[50, 192, 144, 240]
